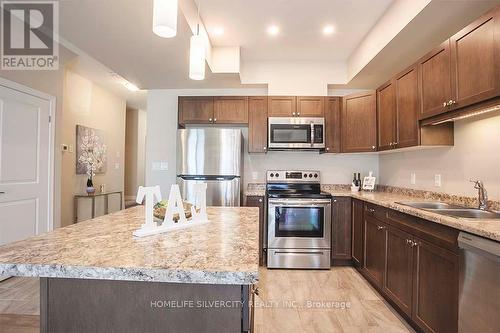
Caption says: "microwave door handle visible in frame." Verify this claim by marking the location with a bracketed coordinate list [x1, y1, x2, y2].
[310, 122, 315, 147]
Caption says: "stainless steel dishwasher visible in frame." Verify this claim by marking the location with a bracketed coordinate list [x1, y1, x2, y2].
[458, 232, 500, 333]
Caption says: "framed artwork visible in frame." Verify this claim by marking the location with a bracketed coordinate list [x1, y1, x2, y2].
[76, 125, 107, 175]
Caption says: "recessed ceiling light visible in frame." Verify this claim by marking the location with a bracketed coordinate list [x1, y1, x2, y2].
[323, 25, 335, 35]
[267, 25, 279, 36]
[212, 27, 224, 36]
[123, 81, 139, 91]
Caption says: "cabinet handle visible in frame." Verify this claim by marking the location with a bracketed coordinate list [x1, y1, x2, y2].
[447, 100, 453, 106]
[258, 199, 263, 203]
[214, 118, 217, 122]
[292, 112, 296, 116]
[263, 147, 267, 151]
[452, 100, 456, 105]
[389, 142, 393, 147]
[368, 208, 375, 213]
[443, 102, 448, 107]
[377, 225, 386, 231]
[372, 146, 376, 150]
[333, 199, 337, 203]
[326, 147, 330, 151]
[297, 112, 300, 116]
[209, 118, 213, 122]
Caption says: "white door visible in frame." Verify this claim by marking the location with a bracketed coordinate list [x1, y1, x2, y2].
[0, 83, 52, 250]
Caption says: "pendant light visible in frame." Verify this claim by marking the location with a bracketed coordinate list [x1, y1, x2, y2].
[152, 0, 178, 38]
[189, 1, 205, 80]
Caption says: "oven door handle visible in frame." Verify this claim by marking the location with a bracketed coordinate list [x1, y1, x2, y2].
[268, 199, 331, 206]
[274, 251, 326, 255]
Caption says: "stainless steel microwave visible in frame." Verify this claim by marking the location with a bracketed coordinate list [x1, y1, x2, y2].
[268, 117, 325, 150]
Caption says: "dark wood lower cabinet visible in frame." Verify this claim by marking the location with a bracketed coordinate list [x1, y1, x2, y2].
[384, 225, 414, 317]
[331, 197, 352, 264]
[245, 196, 265, 266]
[412, 238, 458, 333]
[363, 215, 387, 286]
[357, 202, 459, 333]
[351, 199, 364, 267]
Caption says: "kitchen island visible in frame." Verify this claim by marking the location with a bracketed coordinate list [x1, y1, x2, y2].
[0, 206, 259, 332]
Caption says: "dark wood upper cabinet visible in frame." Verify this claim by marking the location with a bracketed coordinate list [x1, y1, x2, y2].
[324, 97, 341, 153]
[351, 199, 364, 267]
[377, 81, 397, 151]
[395, 66, 420, 148]
[450, 6, 500, 110]
[363, 214, 387, 287]
[267, 96, 296, 117]
[245, 196, 266, 266]
[296, 96, 325, 117]
[341, 91, 377, 153]
[248, 97, 268, 153]
[418, 40, 453, 119]
[331, 197, 352, 263]
[213, 96, 249, 124]
[178, 96, 214, 124]
[384, 225, 414, 317]
[412, 238, 458, 333]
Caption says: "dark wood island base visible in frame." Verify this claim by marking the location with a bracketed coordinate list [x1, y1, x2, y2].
[40, 278, 254, 333]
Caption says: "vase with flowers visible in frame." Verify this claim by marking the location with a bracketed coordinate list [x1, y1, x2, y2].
[78, 130, 106, 195]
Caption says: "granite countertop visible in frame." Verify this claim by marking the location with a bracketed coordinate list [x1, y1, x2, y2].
[244, 183, 499, 241]
[323, 190, 500, 242]
[0, 206, 259, 285]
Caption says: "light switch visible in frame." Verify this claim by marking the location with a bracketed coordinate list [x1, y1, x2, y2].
[160, 162, 168, 171]
[434, 174, 442, 187]
[114, 163, 120, 170]
[152, 162, 161, 171]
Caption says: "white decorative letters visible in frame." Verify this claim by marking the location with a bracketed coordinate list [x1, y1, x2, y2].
[162, 184, 187, 225]
[135, 186, 162, 231]
[133, 184, 209, 238]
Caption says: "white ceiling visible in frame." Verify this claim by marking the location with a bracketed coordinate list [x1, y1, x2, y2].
[201, 0, 394, 61]
[57, 0, 500, 97]
[59, 0, 253, 90]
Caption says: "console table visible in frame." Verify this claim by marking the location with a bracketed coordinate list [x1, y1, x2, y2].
[74, 191, 123, 223]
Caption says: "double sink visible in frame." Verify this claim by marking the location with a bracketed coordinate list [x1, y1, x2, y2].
[396, 201, 500, 219]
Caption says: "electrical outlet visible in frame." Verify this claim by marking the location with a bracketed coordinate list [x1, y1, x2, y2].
[434, 174, 442, 187]
[411, 173, 416, 185]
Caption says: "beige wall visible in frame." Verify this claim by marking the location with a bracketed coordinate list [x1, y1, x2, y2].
[61, 70, 126, 226]
[379, 111, 500, 200]
[125, 107, 146, 198]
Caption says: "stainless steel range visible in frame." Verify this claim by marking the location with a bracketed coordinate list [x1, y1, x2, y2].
[266, 170, 332, 269]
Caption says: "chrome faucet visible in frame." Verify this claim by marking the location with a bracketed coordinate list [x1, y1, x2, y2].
[470, 180, 488, 210]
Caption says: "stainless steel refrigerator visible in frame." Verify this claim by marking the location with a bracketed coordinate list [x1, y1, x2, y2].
[177, 128, 243, 206]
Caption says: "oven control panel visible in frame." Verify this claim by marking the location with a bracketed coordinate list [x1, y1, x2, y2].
[267, 170, 320, 183]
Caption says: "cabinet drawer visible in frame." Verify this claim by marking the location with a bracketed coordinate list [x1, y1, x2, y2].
[364, 203, 388, 222]
[386, 209, 459, 252]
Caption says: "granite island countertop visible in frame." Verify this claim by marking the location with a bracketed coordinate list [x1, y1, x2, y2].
[0, 206, 259, 285]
